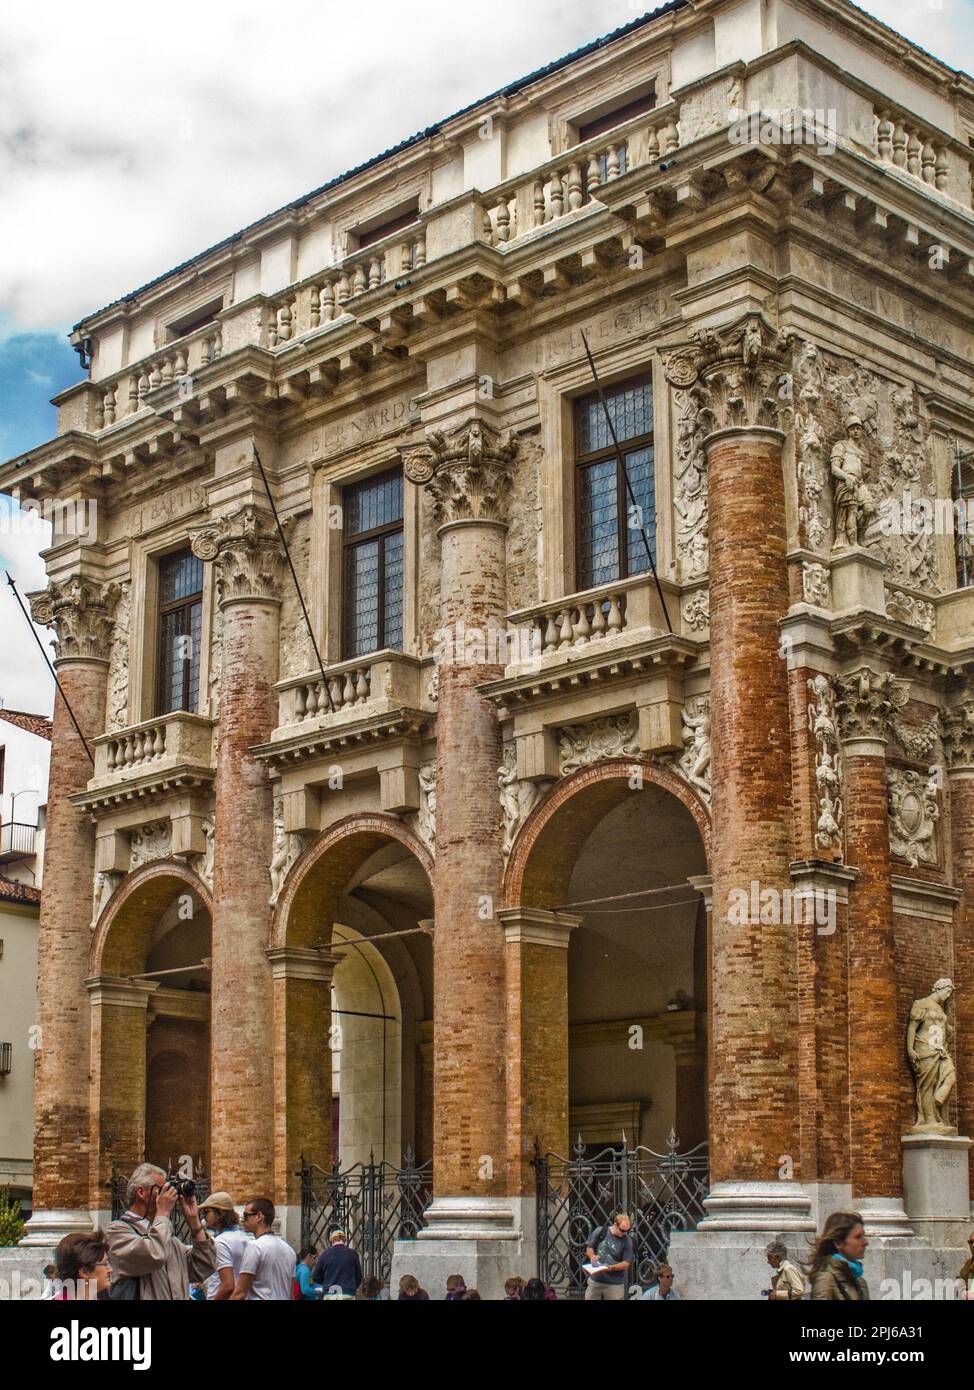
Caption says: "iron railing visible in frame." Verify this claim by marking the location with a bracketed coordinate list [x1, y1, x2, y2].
[299, 1148, 432, 1284]
[533, 1130, 709, 1298]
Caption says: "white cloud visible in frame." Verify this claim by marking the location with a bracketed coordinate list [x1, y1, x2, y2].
[0, 0, 971, 341]
[0, 500, 55, 717]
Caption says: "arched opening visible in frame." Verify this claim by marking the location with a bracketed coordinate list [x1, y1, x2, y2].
[272, 816, 433, 1203]
[88, 861, 212, 1209]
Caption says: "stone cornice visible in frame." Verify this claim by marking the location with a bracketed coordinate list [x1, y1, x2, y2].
[71, 765, 215, 817]
[479, 632, 700, 713]
[189, 502, 288, 605]
[28, 575, 120, 662]
[252, 707, 429, 772]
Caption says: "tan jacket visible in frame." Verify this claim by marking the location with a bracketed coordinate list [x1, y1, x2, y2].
[811, 1259, 869, 1301]
[771, 1260, 806, 1300]
[106, 1212, 217, 1301]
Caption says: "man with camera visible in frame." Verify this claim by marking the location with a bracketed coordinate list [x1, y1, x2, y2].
[106, 1163, 217, 1300]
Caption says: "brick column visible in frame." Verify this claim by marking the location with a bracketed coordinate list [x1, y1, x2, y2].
[397, 420, 520, 1293]
[834, 665, 914, 1236]
[267, 947, 338, 1243]
[21, 577, 118, 1244]
[86, 977, 157, 1213]
[191, 505, 285, 1198]
[943, 702, 974, 1191]
[498, 907, 580, 1195]
[667, 315, 810, 1235]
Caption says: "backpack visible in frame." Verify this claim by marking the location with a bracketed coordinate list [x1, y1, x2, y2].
[107, 1215, 145, 1301]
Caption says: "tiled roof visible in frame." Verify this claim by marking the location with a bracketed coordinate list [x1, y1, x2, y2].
[0, 710, 53, 741]
[0, 875, 41, 906]
[72, 1, 688, 330]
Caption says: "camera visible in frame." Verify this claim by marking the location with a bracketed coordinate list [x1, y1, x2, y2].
[166, 1175, 197, 1199]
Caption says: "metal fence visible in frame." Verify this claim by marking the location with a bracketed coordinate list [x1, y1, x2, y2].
[299, 1148, 432, 1283]
[533, 1131, 709, 1298]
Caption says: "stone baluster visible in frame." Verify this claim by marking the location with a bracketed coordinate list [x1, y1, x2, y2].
[586, 155, 601, 201]
[606, 593, 625, 634]
[934, 148, 949, 192]
[127, 374, 139, 415]
[645, 126, 660, 165]
[567, 163, 583, 210]
[368, 256, 383, 289]
[352, 263, 368, 295]
[573, 604, 591, 644]
[328, 674, 342, 709]
[102, 388, 116, 427]
[606, 144, 621, 180]
[549, 170, 564, 220]
[355, 668, 369, 702]
[907, 130, 922, 177]
[494, 197, 511, 243]
[414, 234, 426, 267]
[174, 347, 188, 378]
[877, 113, 893, 160]
[336, 273, 350, 308]
[542, 612, 558, 650]
[590, 600, 607, 639]
[533, 181, 546, 228]
[658, 119, 679, 156]
[892, 121, 908, 167]
[921, 140, 936, 184]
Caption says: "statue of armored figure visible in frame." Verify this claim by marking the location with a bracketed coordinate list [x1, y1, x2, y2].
[906, 978, 957, 1134]
[830, 415, 875, 548]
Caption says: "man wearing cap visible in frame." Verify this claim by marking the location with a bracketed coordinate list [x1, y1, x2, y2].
[311, 1228, 363, 1299]
[200, 1192, 251, 1301]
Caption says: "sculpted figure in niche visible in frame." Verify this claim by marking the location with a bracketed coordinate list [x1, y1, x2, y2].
[830, 416, 874, 548]
[907, 978, 957, 1134]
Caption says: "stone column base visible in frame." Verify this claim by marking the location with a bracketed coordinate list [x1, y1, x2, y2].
[856, 1195, 915, 1239]
[20, 1208, 93, 1246]
[696, 1180, 815, 1231]
[391, 1196, 535, 1300]
[667, 1181, 815, 1300]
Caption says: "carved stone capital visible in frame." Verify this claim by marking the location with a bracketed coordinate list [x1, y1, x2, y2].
[401, 418, 517, 526]
[833, 666, 909, 745]
[942, 702, 974, 769]
[28, 576, 120, 661]
[189, 504, 288, 605]
[666, 312, 793, 436]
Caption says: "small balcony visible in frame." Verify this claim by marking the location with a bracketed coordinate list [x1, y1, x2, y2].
[274, 651, 429, 735]
[78, 711, 216, 816]
[0, 822, 36, 863]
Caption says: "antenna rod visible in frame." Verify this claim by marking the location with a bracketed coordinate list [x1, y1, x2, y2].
[5, 570, 94, 764]
[580, 331, 673, 634]
[252, 447, 336, 713]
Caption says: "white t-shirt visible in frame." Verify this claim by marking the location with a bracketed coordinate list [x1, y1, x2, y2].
[238, 1232, 296, 1300]
[206, 1227, 252, 1300]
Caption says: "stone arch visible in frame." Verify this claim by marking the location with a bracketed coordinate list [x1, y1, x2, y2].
[90, 859, 213, 976]
[272, 812, 434, 950]
[503, 758, 712, 909]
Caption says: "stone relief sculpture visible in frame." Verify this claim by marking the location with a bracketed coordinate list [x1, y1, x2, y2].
[907, 979, 956, 1134]
[885, 588, 935, 635]
[887, 767, 939, 869]
[268, 798, 307, 906]
[193, 815, 215, 890]
[677, 696, 711, 802]
[417, 762, 437, 849]
[557, 713, 638, 775]
[498, 745, 552, 857]
[682, 589, 709, 631]
[807, 674, 843, 851]
[91, 870, 121, 927]
[208, 595, 223, 719]
[802, 562, 830, 608]
[671, 388, 709, 579]
[129, 821, 173, 870]
[106, 581, 131, 732]
[830, 416, 874, 547]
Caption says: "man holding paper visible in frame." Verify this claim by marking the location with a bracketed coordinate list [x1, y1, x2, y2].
[583, 1212, 635, 1300]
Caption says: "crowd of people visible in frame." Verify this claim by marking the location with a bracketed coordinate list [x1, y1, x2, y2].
[42, 1165, 974, 1302]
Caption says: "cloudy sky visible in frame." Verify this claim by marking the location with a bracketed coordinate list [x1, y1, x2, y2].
[1, 0, 972, 718]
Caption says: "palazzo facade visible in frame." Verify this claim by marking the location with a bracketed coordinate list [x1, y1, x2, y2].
[4, 0, 974, 1298]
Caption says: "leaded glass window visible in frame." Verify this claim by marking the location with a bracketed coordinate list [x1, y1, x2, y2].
[575, 374, 656, 590]
[343, 468, 404, 658]
[157, 550, 203, 714]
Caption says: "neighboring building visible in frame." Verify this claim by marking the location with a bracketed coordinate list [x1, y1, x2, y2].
[0, 710, 52, 1214]
[2, 0, 974, 1298]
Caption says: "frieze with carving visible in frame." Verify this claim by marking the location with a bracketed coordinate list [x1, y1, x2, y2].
[807, 674, 843, 851]
[888, 767, 939, 870]
[557, 713, 638, 775]
[885, 588, 935, 634]
[671, 388, 709, 579]
[802, 562, 831, 608]
[682, 589, 709, 632]
[106, 581, 132, 731]
[129, 821, 173, 871]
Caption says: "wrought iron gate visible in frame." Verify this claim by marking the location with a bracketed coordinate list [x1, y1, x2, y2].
[299, 1148, 432, 1283]
[534, 1132, 709, 1298]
